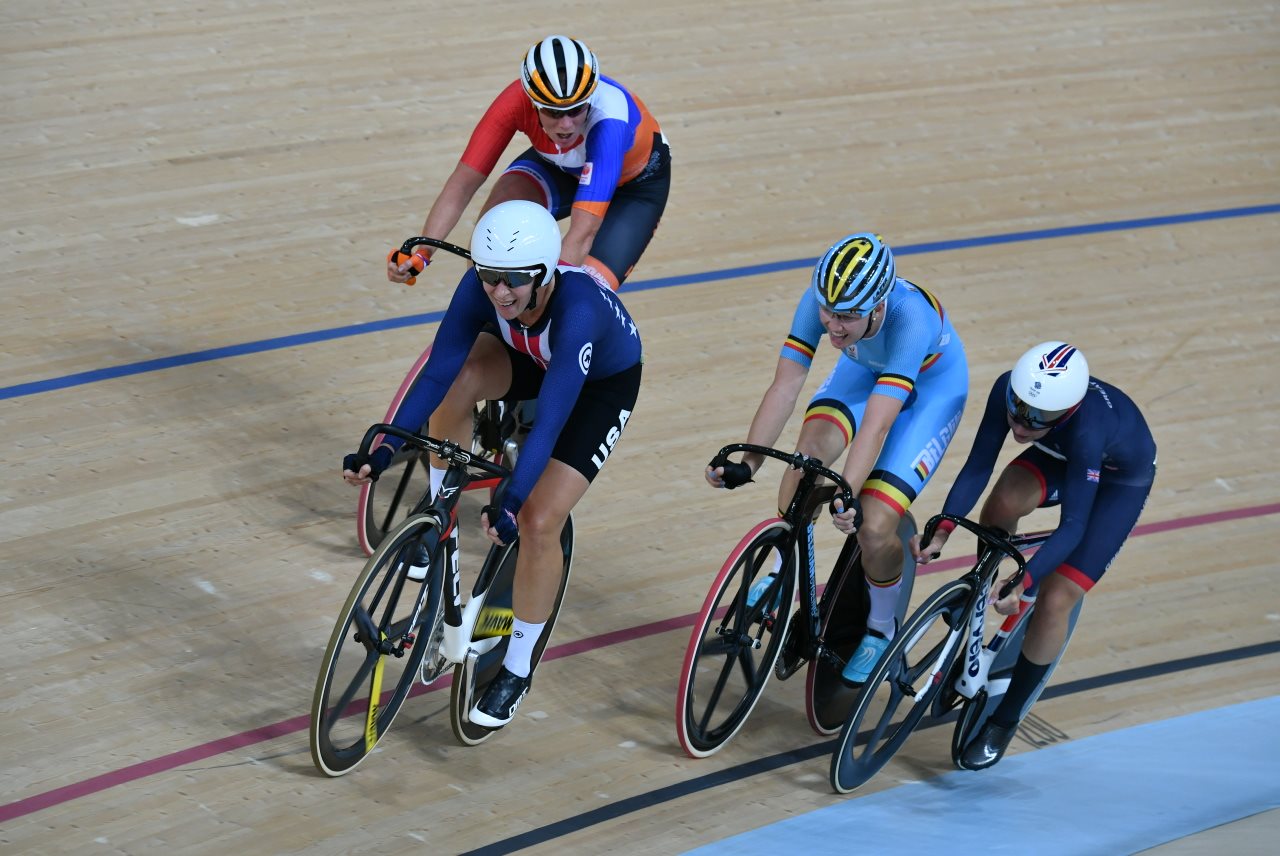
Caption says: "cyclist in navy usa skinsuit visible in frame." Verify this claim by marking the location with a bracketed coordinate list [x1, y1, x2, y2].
[344, 200, 643, 728]
[914, 341, 1157, 769]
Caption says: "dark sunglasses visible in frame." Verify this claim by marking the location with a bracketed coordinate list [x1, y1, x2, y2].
[474, 264, 546, 288]
[538, 103, 588, 119]
[1005, 386, 1070, 431]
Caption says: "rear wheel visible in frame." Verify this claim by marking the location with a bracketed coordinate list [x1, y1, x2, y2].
[310, 515, 446, 776]
[829, 578, 972, 793]
[676, 520, 798, 758]
[356, 447, 429, 556]
[806, 512, 918, 736]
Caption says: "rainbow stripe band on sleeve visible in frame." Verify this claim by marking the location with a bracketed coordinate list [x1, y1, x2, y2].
[875, 373, 914, 397]
[783, 335, 816, 366]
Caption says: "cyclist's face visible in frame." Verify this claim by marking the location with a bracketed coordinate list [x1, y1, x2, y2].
[536, 103, 589, 144]
[1006, 411, 1050, 443]
[482, 277, 535, 318]
[818, 304, 875, 349]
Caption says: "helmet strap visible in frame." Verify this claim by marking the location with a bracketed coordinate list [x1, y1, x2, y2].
[523, 269, 558, 315]
[855, 302, 883, 342]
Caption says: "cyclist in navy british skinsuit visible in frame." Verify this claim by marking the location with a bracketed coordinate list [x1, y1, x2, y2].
[345, 200, 643, 729]
[914, 341, 1156, 769]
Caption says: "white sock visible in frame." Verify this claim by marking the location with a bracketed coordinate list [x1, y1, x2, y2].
[866, 575, 902, 640]
[501, 618, 546, 678]
[429, 464, 446, 499]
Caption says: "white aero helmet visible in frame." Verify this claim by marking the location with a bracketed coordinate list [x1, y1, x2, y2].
[1006, 341, 1090, 429]
[521, 35, 599, 110]
[811, 232, 896, 315]
[470, 200, 561, 289]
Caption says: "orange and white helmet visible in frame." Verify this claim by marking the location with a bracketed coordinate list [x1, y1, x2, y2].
[520, 35, 599, 110]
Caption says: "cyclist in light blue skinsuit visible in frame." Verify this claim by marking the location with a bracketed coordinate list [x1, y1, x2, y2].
[707, 232, 968, 685]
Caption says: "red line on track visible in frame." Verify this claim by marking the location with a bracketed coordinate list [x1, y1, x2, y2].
[2, 501, 1275, 823]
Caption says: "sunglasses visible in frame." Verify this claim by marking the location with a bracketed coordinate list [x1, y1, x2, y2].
[474, 264, 546, 288]
[1005, 386, 1070, 431]
[818, 304, 870, 324]
[538, 103, 589, 119]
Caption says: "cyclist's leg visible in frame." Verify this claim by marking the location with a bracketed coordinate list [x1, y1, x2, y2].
[471, 362, 642, 726]
[423, 332, 511, 477]
[582, 137, 671, 289]
[479, 163, 555, 211]
[844, 357, 967, 681]
[965, 474, 1153, 768]
[779, 357, 877, 511]
[977, 456, 1047, 533]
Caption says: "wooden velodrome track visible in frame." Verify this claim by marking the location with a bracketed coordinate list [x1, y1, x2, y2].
[3, 0, 1277, 852]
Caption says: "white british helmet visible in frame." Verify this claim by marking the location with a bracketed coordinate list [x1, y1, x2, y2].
[1006, 341, 1090, 429]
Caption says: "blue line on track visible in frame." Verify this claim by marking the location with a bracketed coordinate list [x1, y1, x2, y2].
[5, 203, 1277, 402]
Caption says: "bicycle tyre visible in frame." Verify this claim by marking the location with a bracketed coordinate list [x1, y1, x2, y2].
[676, 519, 798, 758]
[449, 514, 575, 746]
[311, 514, 447, 776]
[829, 577, 973, 794]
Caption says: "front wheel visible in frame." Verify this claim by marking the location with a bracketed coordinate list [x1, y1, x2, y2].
[829, 577, 973, 794]
[676, 519, 798, 758]
[310, 515, 446, 776]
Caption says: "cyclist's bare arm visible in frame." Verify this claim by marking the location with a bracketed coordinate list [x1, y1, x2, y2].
[560, 207, 603, 267]
[388, 163, 487, 283]
[706, 357, 807, 487]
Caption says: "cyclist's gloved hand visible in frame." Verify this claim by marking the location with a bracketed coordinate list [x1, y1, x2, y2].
[831, 494, 864, 533]
[386, 246, 431, 285]
[342, 445, 394, 482]
[718, 460, 754, 490]
[482, 496, 522, 545]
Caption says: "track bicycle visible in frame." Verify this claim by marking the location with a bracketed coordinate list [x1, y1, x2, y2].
[829, 513, 1082, 793]
[676, 443, 919, 758]
[356, 236, 527, 556]
[312, 423, 573, 777]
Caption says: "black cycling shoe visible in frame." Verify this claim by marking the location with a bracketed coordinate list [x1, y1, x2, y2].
[959, 720, 1018, 770]
[470, 666, 531, 728]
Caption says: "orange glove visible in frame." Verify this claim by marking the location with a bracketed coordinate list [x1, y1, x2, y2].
[386, 248, 432, 285]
